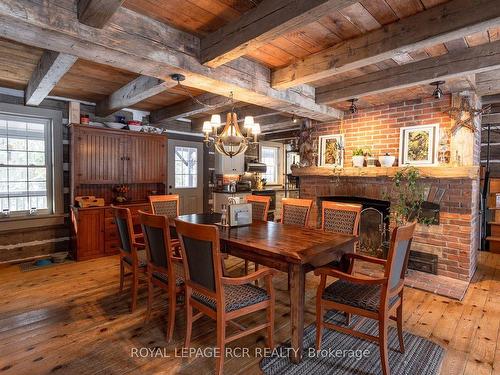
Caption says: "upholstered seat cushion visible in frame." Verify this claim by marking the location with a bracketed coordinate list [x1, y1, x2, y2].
[123, 250, 147, 268]
[151, 262, 185, 286]
[322, 279, 399, 312]
[192, 283, 269, 312]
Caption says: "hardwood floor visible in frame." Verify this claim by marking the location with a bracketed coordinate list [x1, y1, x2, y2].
[0, 252, 499, 375]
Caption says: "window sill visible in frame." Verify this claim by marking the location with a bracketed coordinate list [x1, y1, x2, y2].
[0, 214, 65, 231]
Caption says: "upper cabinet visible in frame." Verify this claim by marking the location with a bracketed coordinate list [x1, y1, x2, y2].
[71, 125, 167, 186]
[215, 152, 245, 175]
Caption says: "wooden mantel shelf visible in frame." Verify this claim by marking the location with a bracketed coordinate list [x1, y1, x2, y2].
[291, 166, 480, 179]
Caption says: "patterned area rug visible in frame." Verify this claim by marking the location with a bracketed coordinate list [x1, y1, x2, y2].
[260, 311, 445, 375]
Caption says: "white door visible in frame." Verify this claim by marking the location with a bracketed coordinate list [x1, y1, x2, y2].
[167, 139, 203, 214]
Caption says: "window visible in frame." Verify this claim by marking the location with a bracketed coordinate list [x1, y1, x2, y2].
[261, 145, 280, 184]
[0, 114, 52, 216]
[174, 146, 198, 188]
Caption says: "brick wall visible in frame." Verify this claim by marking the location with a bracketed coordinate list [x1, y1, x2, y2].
[300, 94, 480, 282]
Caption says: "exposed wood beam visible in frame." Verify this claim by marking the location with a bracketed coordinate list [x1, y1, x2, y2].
[77, 0, 125, 28]
[482, 94, 500, 105]
[316, 40, 500, 105]
[200, 0, 358, 68]
[25, 51, 77, 106]
[262, 128, 300, 141]
[476, 68, 500, 96]
[261, 119, 299, 133]
[483, 113, 500, 124]
[156, 120, 192, 133]
[96, 76, 175, 117]
[150, 93, 230, 124]
[0, 1, 340, 121]
[272, 0, 500, 89]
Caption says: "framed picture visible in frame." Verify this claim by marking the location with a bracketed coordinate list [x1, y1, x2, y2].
[318, 134, 344, 167]
[399, 124, 439, 166]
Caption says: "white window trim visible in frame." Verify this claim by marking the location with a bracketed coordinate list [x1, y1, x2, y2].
[259, 141, 284, 186]
[0, 103, 64, 230]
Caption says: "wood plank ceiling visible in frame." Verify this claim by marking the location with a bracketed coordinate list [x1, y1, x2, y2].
[0, 0, 500, 120]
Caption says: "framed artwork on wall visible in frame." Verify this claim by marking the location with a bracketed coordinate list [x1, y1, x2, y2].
[318, 134, 344, 167]
[399, 124, 439, 166]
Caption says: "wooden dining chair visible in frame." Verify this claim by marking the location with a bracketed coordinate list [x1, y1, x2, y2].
[139, 211, 185, 342]
[243, 195, 271, 274]
[314, 222, 417, 375]
[112, 205, 147, 313]
[174, 219, 276, 375]
[148, 194, 180, 218]
[280, 197, 313, 227]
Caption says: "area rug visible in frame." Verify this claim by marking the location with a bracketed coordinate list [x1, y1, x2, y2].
[260, 311, 445, 375]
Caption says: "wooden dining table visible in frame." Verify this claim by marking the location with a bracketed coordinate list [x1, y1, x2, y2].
[172, 213, 357, 363]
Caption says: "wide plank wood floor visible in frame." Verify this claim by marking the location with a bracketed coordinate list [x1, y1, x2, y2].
[0, 252, 499, 375]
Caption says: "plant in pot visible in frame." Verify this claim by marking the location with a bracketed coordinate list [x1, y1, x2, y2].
[352, 148, 365, 167]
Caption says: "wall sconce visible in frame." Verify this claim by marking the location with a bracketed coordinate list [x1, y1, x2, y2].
[430, 81, 445, 99]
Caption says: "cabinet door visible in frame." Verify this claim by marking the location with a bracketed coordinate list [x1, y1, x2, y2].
[216, 153, 245, 174]
[126, 135, 166, 183]
[74, 127, 125, 184]
[75, 209, 105, 260]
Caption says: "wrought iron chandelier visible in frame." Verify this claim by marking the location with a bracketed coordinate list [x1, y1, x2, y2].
[169, 73, 259, 158]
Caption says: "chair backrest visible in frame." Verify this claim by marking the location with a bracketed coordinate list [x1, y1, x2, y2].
[281, 198, 313, 227]
[139, 211, 172, 272]
[246, 195, 271, 221]
[174, 219, 222, 295]
[384, 222, 417, 293]
[111, 205, 135, 254]
[321, 201, 362, 235]
[149, 195, 180, 218]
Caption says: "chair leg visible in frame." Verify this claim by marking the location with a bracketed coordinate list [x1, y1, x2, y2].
[145, 276, 153, 322]
[397, 304, 405, 353]
[379, 317, 390, 375]
[315, 302, 323, 349]
[166, 289, 177, 343]
[244, 260, 249, 275]
[184, 297, 193, 348]
[215, 316, 226, 375]
[267, 304, 275, 349]
[119, 259, 124, 292]
[345, 312, 351, 326]
[130, 269, 138, 313]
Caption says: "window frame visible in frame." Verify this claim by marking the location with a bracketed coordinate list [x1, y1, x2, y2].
[259, 141, 284, 186]
[174, 145, 198, 189]
[0, 103, 63, 229]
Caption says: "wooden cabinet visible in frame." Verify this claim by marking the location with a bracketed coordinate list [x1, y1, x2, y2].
[72, 203, 151, 261]
[127, 135, 166, 183]
[215, 153, 245, 175]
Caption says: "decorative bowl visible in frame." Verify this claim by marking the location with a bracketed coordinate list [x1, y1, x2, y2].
[105, 122, 125, 129]
[128, 124, 143, 132]
[379, 155, 396, 167]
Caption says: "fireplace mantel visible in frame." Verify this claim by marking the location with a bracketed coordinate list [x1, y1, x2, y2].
[291, 166, 479, 179]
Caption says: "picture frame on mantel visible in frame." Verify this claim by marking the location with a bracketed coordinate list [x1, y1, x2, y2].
[318, 134, 344, 167]
[399, 124, 439, 166]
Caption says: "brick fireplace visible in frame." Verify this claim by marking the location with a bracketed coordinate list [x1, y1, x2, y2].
[293, 93, 481, 286]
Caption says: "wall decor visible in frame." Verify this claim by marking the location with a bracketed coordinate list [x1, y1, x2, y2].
[298, 119, 316, 167]
[448, 95, 489, 135]
[399, 124, 439, 166]
[318, 134, 344, 167]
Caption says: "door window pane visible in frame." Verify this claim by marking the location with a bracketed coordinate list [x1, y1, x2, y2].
[0, 115, 50, 214]
[261, 146, 280, 184]
[174, 146, 198, 188]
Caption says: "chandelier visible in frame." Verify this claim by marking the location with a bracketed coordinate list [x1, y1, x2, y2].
[169, 73, 260, 157]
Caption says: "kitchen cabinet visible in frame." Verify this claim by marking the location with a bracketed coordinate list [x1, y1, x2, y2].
[215, 152, 245, 175]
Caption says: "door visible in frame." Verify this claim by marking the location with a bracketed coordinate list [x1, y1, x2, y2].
[167, 139, 203, 214]
[127, 134, 166, 183]
[74, 127, 125, 184]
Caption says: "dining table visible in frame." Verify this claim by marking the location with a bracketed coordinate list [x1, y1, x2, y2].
[171, 213, 357, 363]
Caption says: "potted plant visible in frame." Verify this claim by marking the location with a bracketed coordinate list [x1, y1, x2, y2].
[352, 148, 365, 167]
[379, 152, 396, 167]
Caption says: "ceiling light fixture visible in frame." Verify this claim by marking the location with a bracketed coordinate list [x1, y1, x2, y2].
[430, 81, 445, 99]
[348, 98, 358, 114]
[170, 74, 259, 158]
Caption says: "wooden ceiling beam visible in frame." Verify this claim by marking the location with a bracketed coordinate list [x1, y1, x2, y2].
[77, 0, 125, 28]
[272, 0, 500, 89]
[316, 40, 500, 105]
[150, 93, 230, 124]
[25, 50, 77, 106]
[0, 1, 341, 121]
[96, 75, 176, 117]
[482, 94, 500, 105]
[200, 0, 358, 68]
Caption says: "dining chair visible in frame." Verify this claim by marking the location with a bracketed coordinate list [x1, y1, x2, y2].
[244, 195, 271, 274]
[321, 201, 362, 272]
[112, 205, 147, 313]
[314, 222, 417, 375]
[148, 194, 180, 217]
[174, 218, 276, 375]
[281, 197, 313, 227]
[139, 211, 185, 342]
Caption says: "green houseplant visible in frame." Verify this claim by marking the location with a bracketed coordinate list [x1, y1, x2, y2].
[352, 147, 365, 167]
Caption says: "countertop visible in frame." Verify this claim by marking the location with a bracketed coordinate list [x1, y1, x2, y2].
[213, 186, 299, 194]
